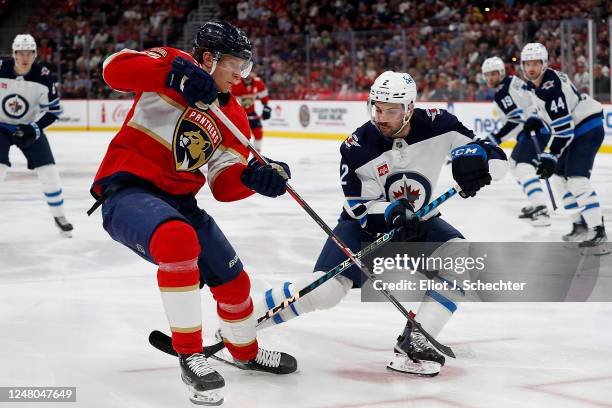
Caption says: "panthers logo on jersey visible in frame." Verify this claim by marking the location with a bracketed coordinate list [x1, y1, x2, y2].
[173, 108, 223, 172]
[2, 94, 29, 119]
[383, 171, 432, 211]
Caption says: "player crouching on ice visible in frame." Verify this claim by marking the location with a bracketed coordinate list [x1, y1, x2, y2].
[89, 20, 296, 405]
[245, 71, 507, 376]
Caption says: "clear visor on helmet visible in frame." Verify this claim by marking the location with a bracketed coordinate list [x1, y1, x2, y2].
[368, 99, 405, 123]
[217, 55, 253, 78]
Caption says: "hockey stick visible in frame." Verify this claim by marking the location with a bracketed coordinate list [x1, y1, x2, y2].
[149, 186, 461, 359]
[197, 101, 455, 358]
[202, 101, 455, 358]
[530, 130, 557, 210]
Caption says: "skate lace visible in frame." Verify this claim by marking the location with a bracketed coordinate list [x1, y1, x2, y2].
[255, 348, 281, 368]
[411, 331, 432, 353]
[186, 354, 215, 377]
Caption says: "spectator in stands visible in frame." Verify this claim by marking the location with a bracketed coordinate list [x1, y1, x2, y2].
[593, 64, 611, 102]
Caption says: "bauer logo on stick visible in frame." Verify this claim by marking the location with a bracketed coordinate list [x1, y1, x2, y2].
[173, 108, 223, 171]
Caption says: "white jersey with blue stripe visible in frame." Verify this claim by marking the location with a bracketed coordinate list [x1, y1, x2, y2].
[528, 68, 602, 155]
[490, 75, 535, 144]
[0, 58, 62, 131]
[340, 108, 475, 233]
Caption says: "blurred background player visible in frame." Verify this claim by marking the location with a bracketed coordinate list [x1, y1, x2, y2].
[231, 71, 271, 153]
[240, 71, 507, 377]
[0, 34, 72, 237]
[521, 43, 609, 252]
[90, 20, 296, 405]
[481, 57, 551, 226]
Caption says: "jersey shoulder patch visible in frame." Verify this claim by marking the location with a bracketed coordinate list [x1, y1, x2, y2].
[415, 108, 474, 144]
[340, 121, 387, 168]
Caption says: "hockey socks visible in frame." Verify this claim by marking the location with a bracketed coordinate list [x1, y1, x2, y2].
[150, 220, 203, 354]
[35, 164, 67, 218]
[253, 272, 352, 329]
[210, 271, 258, 361]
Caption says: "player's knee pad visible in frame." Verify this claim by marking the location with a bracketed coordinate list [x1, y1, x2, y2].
[149, 220, 200, 264]
[567, 176, 593, 198]
[303, 273, 352, 311]
[35, 164, 61, 190]
[0, 163, 8, 183]
[567, 176, 600, 214]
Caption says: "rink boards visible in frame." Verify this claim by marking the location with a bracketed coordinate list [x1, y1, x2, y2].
[48, 99, 612, 152]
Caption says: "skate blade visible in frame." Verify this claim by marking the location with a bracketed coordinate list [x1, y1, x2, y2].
[386, 353, 441, 377]
[187, 387, 223, 406]
[59, 230, 73, 238]
[531, 220, 551, 227]
[579, 245, 611, 256]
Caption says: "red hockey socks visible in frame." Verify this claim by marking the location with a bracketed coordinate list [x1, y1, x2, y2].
[210, 271, 258, 361]
[150, 220, 202, 354]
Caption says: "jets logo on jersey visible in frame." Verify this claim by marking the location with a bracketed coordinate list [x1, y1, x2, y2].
[173, 108, 222, 172]
[2, 94, 29, 119]
[542, 80, 555, 90]
[384, 171, 432, 211]
[344, 134, 361, 148]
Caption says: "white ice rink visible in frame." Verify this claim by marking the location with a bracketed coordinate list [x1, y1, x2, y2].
[1, 132, 611, 408]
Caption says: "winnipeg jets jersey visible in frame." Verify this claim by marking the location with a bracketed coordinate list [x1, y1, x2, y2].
[489, 75, 535, 144]
[340, 108, 476, 233]
[528, 69, 602, 155]
[0, 58, 62, 132]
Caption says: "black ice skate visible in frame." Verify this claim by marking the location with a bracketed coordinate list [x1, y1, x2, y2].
[387, 323, 444, 376]
[54, 216, 73, 238]
[579, 223, 610, 256]
[519, 206, 534, 217]
[563, 222, 588, 242]
[179, 352, 225, 406]
[518, 205, 550, 227]
[212, 329, 297, 374]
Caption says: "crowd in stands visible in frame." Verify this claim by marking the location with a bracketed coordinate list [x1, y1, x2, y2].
[4, 0, 611, 101]
[22, 0, 195, 98]
[221, 0, 611, 101]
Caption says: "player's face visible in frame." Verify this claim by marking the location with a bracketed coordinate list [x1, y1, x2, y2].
[484, 71, 501, 88]
[214, 55, 250, 93]
[373, 102, 406, 137]
[523, 60, 544, 81]
[13, 50, 35, 73]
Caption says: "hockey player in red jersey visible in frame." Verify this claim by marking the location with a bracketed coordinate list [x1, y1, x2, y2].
[231, 71, 270, 152]
[89, 20, 296, 405]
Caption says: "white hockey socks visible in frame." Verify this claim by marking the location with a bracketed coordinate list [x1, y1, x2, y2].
[567, 176, 603, 227]
[35, 164, 66, 218]
[512, 162, 547, 208]
[254, 273, 352, 329]
[415, 239, 467, 338]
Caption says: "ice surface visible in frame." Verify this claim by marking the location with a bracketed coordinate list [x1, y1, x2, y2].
[1, 132, 611, 407]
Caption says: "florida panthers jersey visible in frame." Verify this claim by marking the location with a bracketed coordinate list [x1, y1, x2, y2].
[340, 108, 477, 233]
[0, 58, 62, 133]
[489, 75, 535, 144]
[231, 76, 269, 118]
[92, 47, 255, 202]
[528, 69, 602, 155]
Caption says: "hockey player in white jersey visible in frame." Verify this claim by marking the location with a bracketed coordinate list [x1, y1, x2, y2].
[0, 34, 73, 236]
[234, 71, 507, 376]
[481, 57, 551, 226]
[521, 43, 608, 251]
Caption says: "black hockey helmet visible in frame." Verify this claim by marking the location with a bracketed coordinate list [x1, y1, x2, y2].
[193, 20, 253, 77]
